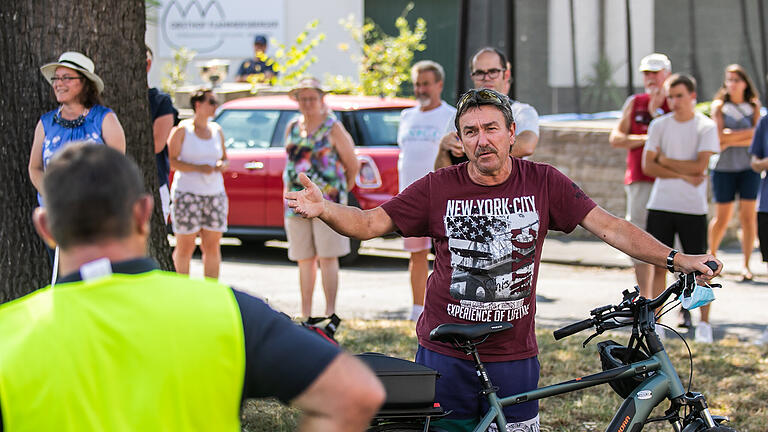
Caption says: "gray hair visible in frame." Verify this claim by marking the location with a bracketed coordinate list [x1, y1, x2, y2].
[411, 60, 445, 83]
[454, 88, 515, 132]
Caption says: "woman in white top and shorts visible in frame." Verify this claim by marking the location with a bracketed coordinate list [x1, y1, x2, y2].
[168, 89, 229, 279]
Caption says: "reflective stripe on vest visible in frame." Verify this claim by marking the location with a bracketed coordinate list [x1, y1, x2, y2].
[0, 270, 244, 431]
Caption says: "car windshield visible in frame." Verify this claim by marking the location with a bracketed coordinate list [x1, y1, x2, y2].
[356, 109, 401, 146]
[217, 109, 281, 149]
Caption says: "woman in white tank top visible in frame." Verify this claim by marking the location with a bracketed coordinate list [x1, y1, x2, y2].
[168, 89, 229, 279]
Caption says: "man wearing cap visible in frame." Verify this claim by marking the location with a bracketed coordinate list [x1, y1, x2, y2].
[236, 35, 276, 83]
[286, 88, 720, 431]
[397, 60, 456, 321]
[609, 53, 672, 301]
[434, 47, 539, 169]
[2, 143, 384, 431]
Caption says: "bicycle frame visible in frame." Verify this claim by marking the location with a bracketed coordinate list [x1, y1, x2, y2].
[470, 339, 686, 432]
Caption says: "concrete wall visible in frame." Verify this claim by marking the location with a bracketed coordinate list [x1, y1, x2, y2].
[530, 120, 624, 238]
[530, 120, 740, 242]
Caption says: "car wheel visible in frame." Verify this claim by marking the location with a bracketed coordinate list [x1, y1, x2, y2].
[339, 194, 362, 266]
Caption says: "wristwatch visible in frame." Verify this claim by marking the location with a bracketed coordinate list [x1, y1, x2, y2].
[666, 249, 679, 273]
[650, 107, 665, 119]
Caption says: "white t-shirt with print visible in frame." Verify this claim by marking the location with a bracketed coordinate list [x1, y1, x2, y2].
[644, 112, 720, 215]
[397, 101, 457, 191]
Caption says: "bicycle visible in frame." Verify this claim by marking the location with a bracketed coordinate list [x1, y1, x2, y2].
[364, 261, 737, 432]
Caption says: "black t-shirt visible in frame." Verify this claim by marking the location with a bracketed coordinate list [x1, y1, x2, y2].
[148, 88, 178, 186]
[0, 259, 340, 430]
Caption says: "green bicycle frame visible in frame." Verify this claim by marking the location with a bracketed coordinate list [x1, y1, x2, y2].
[471, 349, 686, 432]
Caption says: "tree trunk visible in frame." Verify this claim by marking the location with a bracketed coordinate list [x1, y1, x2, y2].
[0, 0, 173, 302]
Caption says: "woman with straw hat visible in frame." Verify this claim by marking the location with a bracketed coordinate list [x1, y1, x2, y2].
[283, 77, 358, 318]
[29, 51, 126, 204]
[28, 51, 126, 271]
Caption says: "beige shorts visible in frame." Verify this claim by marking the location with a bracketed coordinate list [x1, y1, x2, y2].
[403, 236, 431, 252]
[625, 182, 653, 228]
[285, 216, 350, 261]
[625, 181, 653, 265]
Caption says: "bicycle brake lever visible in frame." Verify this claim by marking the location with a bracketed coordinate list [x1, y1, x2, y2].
[582, 332, 600, 348]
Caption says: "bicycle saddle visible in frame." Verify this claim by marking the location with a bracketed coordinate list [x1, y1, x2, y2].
[429, 322, 514, 343]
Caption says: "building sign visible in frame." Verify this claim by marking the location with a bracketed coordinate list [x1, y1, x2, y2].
[158, 0, 284, 57]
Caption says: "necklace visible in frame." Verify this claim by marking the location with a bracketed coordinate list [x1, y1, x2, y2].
[53, 106, 89, 128]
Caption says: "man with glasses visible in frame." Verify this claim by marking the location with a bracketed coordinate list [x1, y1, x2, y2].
[435, 47, 540, 169]
[286, 88, 720, 431]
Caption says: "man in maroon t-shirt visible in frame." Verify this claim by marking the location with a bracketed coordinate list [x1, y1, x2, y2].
[286, 88, 720, 430]
[609, 53, 672, 301]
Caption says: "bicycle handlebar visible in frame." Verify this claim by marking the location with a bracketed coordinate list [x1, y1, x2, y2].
[553, 318, 594, 340]
[553, 260, 718, 341]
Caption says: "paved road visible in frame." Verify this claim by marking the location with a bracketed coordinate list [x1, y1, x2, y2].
[189, 240, 768, 343]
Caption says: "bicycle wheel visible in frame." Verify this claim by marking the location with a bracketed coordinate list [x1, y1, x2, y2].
[701, 427, 739, 432]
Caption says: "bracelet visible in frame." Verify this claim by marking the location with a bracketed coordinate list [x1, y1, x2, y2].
[666, 249, 679, 273]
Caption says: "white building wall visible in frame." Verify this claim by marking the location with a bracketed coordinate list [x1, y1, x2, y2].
[146, 0, 362, 89]
[548, 0, 654, 88]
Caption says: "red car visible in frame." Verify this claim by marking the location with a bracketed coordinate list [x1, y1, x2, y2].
[213, 94, 416, 260]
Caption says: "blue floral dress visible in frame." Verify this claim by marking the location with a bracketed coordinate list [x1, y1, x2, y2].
[38, 104, 112, 204]
[283, 113, 347, 217]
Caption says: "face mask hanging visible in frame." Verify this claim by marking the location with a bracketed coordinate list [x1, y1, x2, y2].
[679, 273, 716, 310]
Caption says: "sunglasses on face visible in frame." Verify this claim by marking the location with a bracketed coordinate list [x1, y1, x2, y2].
[456, 88, 507, 113]
[470, 68, 505, 80]
[51, 76, 83, 84]
[206, 98, 219, 106]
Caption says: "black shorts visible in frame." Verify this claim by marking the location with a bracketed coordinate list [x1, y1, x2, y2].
[646, 210, 707, 254]
[758, 212, 768, 262]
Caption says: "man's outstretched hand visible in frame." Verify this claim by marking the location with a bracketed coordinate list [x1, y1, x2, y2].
[284, 173, 325, 218]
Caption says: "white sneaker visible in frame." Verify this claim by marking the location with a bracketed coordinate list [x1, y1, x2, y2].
[695, 322, 714, 344]
[754, 328, 768, 346]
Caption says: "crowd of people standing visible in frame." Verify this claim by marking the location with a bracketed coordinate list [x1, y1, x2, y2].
[8, 38, 767, 431]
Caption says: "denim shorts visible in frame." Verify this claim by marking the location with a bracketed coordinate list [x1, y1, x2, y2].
[711, 169, 760, 203]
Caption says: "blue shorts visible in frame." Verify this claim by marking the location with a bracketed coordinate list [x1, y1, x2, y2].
[711, 169, 760, 203]
[415, 345, 539, 423]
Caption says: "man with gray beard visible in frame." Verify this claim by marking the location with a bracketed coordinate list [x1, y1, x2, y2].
[397, 60, 456, 321]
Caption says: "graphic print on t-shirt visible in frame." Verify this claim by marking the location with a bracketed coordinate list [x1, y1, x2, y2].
[444, 195, 539, 322]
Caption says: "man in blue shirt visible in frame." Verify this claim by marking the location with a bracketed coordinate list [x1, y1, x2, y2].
[147, 46, 178, 222]
[749, 114, 768, 345]
[236, 35, 276, 83]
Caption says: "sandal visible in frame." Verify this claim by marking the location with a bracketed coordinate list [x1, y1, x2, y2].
[740, 269, 754, 282]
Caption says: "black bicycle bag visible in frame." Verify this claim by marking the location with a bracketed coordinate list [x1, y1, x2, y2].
[357, 353, 440, 409]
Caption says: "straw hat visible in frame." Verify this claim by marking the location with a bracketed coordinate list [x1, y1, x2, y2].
[40, 51, 105, 93]
[288, 77, 327, 100]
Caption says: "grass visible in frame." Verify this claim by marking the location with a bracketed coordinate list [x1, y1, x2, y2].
[242, 320, 768, 431]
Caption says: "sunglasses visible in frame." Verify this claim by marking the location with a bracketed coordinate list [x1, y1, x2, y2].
[206, 98, 219, 106]
[456, 88, 507, 113]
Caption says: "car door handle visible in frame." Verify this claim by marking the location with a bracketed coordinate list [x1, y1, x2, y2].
[244, 161, 265, 170]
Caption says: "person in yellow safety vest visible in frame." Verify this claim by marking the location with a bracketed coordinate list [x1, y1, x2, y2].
[0, 142, 384, 432]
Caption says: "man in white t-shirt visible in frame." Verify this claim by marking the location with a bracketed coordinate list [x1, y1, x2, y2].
[642, 73, 720, 343]
[434, 47, 539, 168]
[398, 60, 457, 321]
